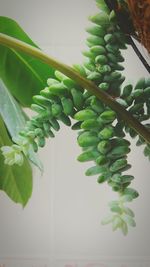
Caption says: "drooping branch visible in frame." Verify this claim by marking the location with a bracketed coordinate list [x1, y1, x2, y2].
[0, 33, 149, 143]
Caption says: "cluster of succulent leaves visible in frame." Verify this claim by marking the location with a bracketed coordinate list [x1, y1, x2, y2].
[0, 0, 150, 234]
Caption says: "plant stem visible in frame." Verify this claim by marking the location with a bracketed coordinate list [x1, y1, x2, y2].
[0, 33, 149, 143]
[129, 37, 150, 74]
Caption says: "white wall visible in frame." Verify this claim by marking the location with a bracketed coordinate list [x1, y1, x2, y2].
[0, 1, 150, 267]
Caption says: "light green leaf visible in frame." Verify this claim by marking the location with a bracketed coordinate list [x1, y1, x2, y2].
[0, 115, 32, 206]
[112, 216, 122, 231]
[122, 214, 136, 227]
[123, 207, 135, 218]
[0, 79, 26, 136]
[101, 214, 113, 225]
[109, 200, 122, 213]
[121, 221, 128, 236]
[27, 147, 43, 173]
[0, 80, 43, 172]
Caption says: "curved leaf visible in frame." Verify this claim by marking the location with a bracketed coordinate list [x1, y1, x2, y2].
[0, 16, 55, 107]
[0, 79, 43, 172]
[0, 79, 26, 136]
[0, 115, 32, 206]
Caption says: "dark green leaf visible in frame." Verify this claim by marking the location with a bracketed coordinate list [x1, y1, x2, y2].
[0, 16, 55, 107]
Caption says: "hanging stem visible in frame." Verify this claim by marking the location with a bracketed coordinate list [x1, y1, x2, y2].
[128, 37, 150, 74]
[0, 33, 149, 143]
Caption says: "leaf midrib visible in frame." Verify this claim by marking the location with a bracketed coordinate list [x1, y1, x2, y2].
[12, 48, 45, 85]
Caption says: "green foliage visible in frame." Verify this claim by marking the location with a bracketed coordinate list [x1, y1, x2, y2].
[0, 16, 55, 107]
[0, 79, 26, 136]
[0, 0, 149, 234]
[0, 115, 32, 206]
[0, 79, 43, 171]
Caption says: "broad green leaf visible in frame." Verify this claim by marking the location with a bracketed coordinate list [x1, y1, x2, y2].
[0, 79, 26, 136]
[0, 79, 43, 172]
[0, 115, 32, 206]
[0, 16, 55, 107]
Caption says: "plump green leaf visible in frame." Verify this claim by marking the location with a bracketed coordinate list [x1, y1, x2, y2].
[101, 214, 113, 225]
[110, 204, 122, 213]
[0, 16, 55, 107]
[0, 79, 43, 172]
[123, 188, 139, 200]
[122, 214, 136, 227]
[0, 115, 32, 206]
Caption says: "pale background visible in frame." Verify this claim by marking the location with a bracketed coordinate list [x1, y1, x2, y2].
[0, 1, 149, 267]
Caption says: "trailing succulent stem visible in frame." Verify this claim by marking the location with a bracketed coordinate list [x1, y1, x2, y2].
[0, 37, 150, 142]
[1, 0, 150, 234]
